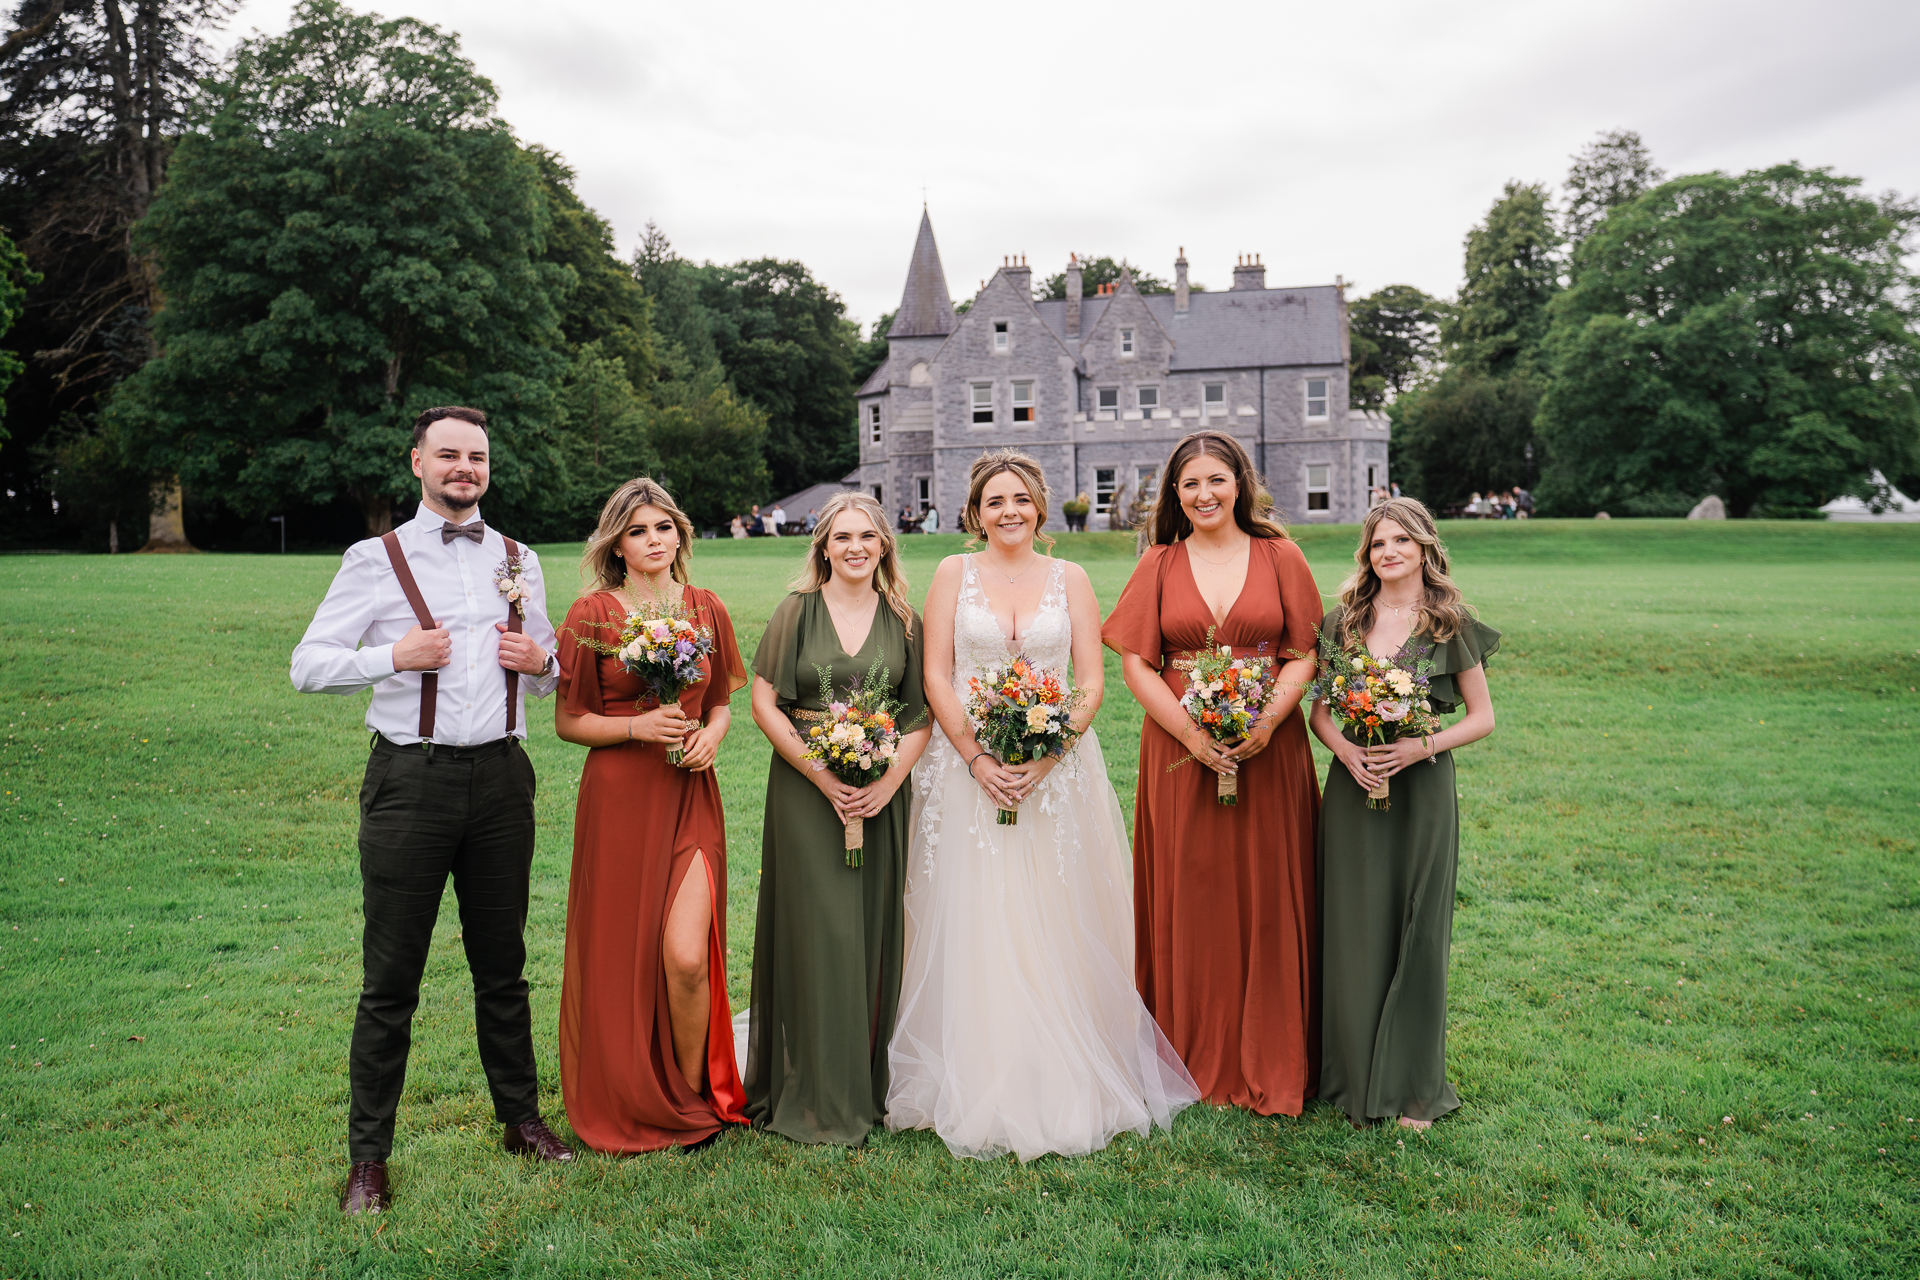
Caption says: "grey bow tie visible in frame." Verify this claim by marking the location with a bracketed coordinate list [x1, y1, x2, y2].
[441, 521, 485, 544]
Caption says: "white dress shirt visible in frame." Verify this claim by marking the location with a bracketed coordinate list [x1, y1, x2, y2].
[290, 503, 561, 746]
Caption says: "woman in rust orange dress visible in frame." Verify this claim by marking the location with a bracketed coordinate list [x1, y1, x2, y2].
[554, 477, 749, 1152]
[1102, 432, 1324, 1115]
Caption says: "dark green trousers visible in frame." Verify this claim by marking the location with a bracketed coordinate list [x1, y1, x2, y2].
[349, 735, 540, 1161]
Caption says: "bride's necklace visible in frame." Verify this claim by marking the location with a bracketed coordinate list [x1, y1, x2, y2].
[983, 553, 1040, 585]
[1187, 538, 1248, 567]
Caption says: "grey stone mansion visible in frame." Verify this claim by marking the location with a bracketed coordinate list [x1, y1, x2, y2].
[848, 212, 1388, 531]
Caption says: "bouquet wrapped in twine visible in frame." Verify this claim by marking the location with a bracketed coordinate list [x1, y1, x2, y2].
[1168, 631, 1278, 805]
[1315, 631, 1442, 810]
[798, 660, 918, 867]
[963, 655, 1085, 825]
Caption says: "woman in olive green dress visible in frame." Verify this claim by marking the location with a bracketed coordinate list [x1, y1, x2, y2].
[745, 491, 932, 1146]
[1308, 497, 1498, 1131]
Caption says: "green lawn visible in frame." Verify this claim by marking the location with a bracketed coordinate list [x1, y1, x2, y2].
[2, 520, 1916, 1278]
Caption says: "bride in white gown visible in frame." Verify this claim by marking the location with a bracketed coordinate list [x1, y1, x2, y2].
[886, 451, 1198, 1161]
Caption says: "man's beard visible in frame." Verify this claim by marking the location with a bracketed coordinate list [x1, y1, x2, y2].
[430, 475, 485, 517]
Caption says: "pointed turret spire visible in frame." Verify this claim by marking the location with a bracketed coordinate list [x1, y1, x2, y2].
[888, 210, 958, 338]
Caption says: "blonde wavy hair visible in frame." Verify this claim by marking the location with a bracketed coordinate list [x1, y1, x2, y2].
[580, 477, 696, 591]
[960, 449, 1056, 552]
[1336, 497, 1475, 643]
[789, 491, 916, 638]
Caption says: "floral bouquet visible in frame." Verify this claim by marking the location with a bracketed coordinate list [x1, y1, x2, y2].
[566, 598, 715, 764]
[1171, 631, 1277, 806]
[964, 655, 1085, 825]
[798, 660, 917, 867]
[1314, 631, 1442, 810]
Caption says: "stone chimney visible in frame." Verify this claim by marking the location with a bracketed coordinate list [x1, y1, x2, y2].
[1174, 247, 1190, 314]
[1065, 253, 1082, 337]
[1231, 254, 1266, 291]
[1002, 254, 1031, 299]
[1335, 273, 1350, 363]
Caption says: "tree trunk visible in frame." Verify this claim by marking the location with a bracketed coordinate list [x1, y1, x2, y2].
[357, 490, 393, 538]
[139, 475, 195, 552]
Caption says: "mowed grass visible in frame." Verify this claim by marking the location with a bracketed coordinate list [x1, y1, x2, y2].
[1, 519, 1917, 1279]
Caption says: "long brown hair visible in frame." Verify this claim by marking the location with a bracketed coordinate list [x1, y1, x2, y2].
[1336, 497, 1475, 642]
[1148, 431, 1289, 545]
[960, 449, 1056, 552]
[789, 491, 916, 638]
[581, 477, 696, 591]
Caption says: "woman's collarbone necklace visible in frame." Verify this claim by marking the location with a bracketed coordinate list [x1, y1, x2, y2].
[1187, 536, 1248, 567]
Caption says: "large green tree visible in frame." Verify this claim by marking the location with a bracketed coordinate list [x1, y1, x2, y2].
[109, 0, 573, 537]
[1563, 129, 1664, 248]
[1347, 284, 1442, 411]
[636, 225, 862, 494]
[1536, 163, 1920, 517]
[1391, 182, 1560, 506]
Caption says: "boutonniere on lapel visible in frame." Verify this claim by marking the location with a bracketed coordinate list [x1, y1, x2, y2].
[494, 554, 529, 617]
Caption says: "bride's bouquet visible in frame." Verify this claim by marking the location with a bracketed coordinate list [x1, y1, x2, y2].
[571, 596, 714, 764]
[1172, 631, 1277, 806]
[799, 660, 916, 867]
[964, 656, 1085, 825]
[1315, 631, 1441, 810]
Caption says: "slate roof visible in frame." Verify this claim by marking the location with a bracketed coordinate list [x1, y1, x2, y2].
[887, 210, 959, 339]
[773, 474, 861, 519]
[1031, 285, 1346, 370]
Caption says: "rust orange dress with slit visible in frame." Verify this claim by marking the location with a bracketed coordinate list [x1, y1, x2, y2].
[1102, 537, 1325, 1115]
[556, 587, 749, 1152]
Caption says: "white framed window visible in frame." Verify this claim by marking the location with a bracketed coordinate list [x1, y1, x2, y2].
[993, 320, 1009, 352]
[1094, 467, 1118, 515]
[867, 403, 882, 445]
[972, 383, 994, 425]
[1306, 377, 1329, 420]
[1136, 464, 1159, 505]
[1137, 386, 1160, 412]
[1120, 328, 1135, 356]
[1306, 463, 1330, 512]
[1097, 386, 1119, 411]
[1012, 381, 1034, 422]
[1203, 382, 1225, 415]
[917, 475, 932, 513]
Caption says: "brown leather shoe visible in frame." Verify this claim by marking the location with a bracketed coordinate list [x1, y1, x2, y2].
[340, 1161, 388, 1214]
[504, 1117, 575, 1162]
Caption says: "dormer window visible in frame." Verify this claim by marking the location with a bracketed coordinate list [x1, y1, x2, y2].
[993, 321, 1009, 352]
[1012, 381, 1033, 422]
[867, 403, 882, 444]
[1306, 377, 1329, 420]
[1120, 328, 1135, 356]
[972, 382, 994, 425]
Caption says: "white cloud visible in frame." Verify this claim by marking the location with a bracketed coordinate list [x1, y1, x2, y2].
[222, 0, 1920, 331]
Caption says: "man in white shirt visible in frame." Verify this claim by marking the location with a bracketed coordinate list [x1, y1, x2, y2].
[770, 504, 785, 535]
[290, 406, 573, 1215]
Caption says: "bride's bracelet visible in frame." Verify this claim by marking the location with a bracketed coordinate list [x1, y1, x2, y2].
[966, 752, 987, 775]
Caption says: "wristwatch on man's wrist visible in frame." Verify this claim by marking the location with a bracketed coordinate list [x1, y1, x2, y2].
[538, 651, 556, 678]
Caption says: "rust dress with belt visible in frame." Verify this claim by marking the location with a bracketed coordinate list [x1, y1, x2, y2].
[555, 587, 749, 1151]
[1102, 537, 1325, 1115]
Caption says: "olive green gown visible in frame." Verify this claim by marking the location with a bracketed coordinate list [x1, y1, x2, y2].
[1317, 608, 1499, 1126]
[744, 591, 927, 1146]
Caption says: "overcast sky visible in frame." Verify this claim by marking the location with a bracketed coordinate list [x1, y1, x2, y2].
[219, 0, 1920, 336]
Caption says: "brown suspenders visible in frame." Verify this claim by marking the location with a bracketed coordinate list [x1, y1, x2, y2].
[379, 530, 525, 743]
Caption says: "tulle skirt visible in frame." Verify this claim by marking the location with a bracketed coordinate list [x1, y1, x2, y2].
[885, 727, 1200, 1161]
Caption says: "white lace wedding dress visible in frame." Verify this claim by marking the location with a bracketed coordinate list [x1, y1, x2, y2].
[884, 556, 1199, 1161]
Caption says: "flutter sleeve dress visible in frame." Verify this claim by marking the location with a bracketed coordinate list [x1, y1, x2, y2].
[744, 591, 927, 1146]
[1316, 607, 1500, 1126]
[1102, 536, 1326, 1115]
[555, 586, 749, 1152]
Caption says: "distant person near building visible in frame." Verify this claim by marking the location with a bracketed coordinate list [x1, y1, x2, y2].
[804, 509, 818, 533]
[770, 505, 786, 536]
[922, 504, 939, 535]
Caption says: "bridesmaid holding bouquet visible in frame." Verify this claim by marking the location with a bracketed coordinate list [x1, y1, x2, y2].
[1308, 497, 1497, 1130]
[554, 478, 749, 1152]
[745, 491, 931, 1146]
[1102, 432, 1324, 1115]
